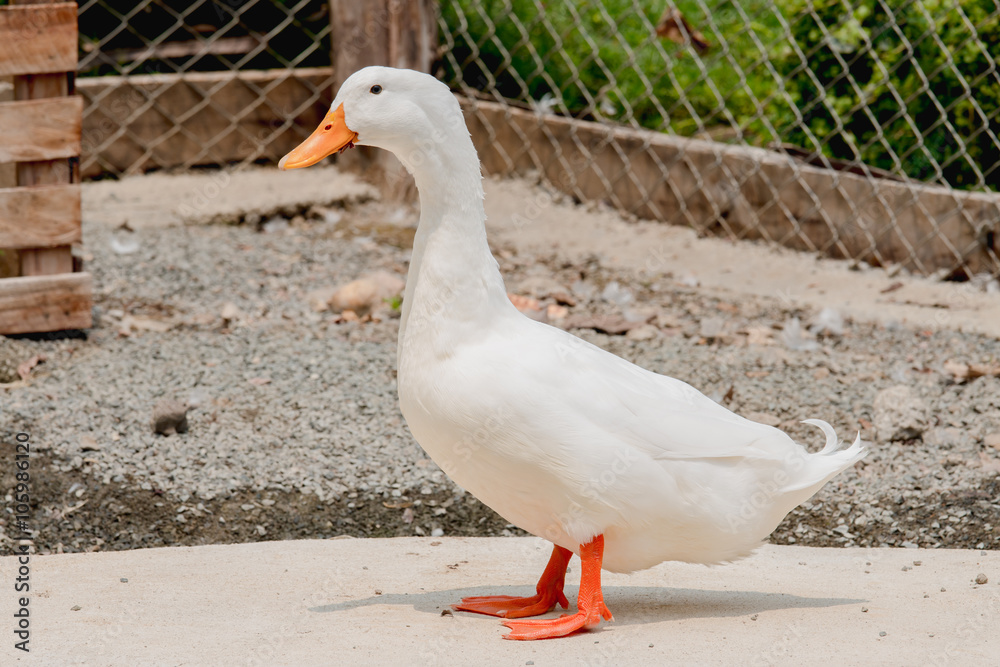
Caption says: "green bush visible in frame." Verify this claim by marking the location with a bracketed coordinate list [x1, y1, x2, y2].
[440, 0, 788, 138]
[774, 0, 999, 190]
[439, 0, 999, 190]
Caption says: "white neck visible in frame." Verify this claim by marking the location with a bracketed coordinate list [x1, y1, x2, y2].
[393, 122, 511, 366]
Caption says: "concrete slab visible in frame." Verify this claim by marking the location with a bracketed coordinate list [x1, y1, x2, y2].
[2, 538, 997, 666]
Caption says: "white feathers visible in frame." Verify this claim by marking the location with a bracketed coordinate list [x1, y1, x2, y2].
[339, 67, 868, 574]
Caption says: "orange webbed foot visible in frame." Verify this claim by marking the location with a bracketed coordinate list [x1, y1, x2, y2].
[452, 544, 572, 619]
[501, 534, 612, 641]
[452, 590, 569, 618]
[501, 601, 613, 640]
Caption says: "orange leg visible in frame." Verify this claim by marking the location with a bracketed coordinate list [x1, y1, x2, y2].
[501, 534, 613, 640]
[452, 544, 572, 618]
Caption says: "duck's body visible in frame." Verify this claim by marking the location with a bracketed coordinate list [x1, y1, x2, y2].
[280, 66, 866, 638]
[400, 309, 858, 573]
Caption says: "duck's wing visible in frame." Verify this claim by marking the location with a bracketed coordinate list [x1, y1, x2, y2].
[496, 319, 816, 462]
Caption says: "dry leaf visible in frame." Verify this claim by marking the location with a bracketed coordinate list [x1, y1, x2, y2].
[880, 281, 904, 294]
[17, 354, 46, 380]
[119, 315, 172, 336]
[562, 314, 642, 335]
[969, 363, 1000, 379]
[745, 327, 775, 346]
[551, 292, 577, 307]
[655, 8, 710, 52]
[508, 293, 541, 313]
[943, 360, 970, 380]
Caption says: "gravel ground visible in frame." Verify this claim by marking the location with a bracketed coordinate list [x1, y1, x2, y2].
[1, 177, 999, 556]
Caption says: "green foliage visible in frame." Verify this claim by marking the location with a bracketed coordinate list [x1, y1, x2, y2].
[440, 0, 788, 141]
[439, 0, 999, 190]
[773, 0, 999, 189]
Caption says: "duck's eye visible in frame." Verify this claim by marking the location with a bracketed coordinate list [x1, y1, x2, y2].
[370, 85, 383, 95]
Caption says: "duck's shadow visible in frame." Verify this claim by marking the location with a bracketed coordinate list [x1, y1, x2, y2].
[310, 585, 863, 626]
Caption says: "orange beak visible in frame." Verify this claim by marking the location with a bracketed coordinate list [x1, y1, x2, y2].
[278, 104, 358, 170]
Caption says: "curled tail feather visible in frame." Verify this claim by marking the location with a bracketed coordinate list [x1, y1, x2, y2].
[801, 418, 866, 458]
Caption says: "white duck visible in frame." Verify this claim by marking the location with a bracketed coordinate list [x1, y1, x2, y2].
[279, 66, 866, 641]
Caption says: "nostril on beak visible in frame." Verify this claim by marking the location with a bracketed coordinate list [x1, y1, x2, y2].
[324, 124, 332, 131]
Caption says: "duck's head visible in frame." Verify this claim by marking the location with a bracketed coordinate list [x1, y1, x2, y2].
[278, 66, 467, 171]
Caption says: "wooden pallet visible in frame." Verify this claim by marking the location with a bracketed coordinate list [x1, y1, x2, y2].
[0, 1, 91, 334]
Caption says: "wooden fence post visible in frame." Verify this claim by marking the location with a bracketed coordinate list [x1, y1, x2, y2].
[0, 1, 91, 333]
[10, 0, 76, 277]
[328, 0, 438, 201]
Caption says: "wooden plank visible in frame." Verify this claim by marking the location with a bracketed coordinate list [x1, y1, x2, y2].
[329, 0, 436, 202]
[0, 184, 81, 249]
[0, 4, 78, 76]
[10, 2, 77, 278]
[77, 68, 334, 177]
[0, 96, 82, 162]
[462, 98, 1000, 277]
[0, 272, 92, 334]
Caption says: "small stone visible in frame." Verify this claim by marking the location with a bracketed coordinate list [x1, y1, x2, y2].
[927, 426, 973, 450]
[923, 594, 929, 598]
[750, 614, 758, 621]
[151, 399, 189, 436]
[220, 301, 243, 323]
[699, 317, 725, 340]
[329, 271, 404, 316]
[879, 631, 887, 637]
[873, 385, 928, 441]
[862, 607, 868, 613]
[746, 412, 781, 427]
[975, 573, 988, 585]
[984, 432, 1000, 450]
[71, 605, 82, 611]
[304, 286, 338, 312]
[913, 561, 922, 566]
[374, 589, 382, 595]
[625, 324, 658, 341]
[440, 608, 453, 617]
[546, 304, 569, 321]
[940, 587, 946, 592]
[120, 578, 128, 583]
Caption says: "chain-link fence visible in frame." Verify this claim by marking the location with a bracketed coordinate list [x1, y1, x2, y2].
[77, 0, 335, 176]
[75, 0, 1000, 280]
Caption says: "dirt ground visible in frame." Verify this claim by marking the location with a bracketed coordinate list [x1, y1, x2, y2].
[1, 166, 998, 557]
